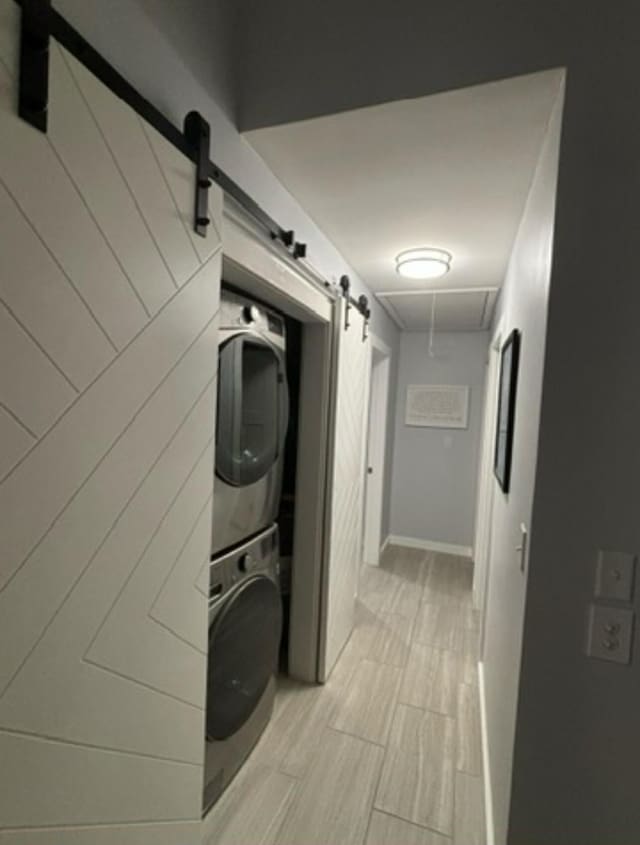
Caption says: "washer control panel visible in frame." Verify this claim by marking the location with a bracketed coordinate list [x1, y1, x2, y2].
[209, 524, 280, 604]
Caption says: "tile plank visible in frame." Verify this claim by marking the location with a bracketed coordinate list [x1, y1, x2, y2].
[399, 642, 459, 717]
[375, 705, 455, 835]
[456, 683, 482, 776]
[250, 679, 340, 779]
[275, 729, 383, 845]
[202, 762, 297, 845]
[331, 659, 402, 745]
[454, 772, 486, 845]
[366, 810, 450, 845]
[378, 575, 422, 620]
[367, 612, 414, 668]
[414, 602, 466, 653]
[461, 627, 480, 685]
[423, 553, 473, 605]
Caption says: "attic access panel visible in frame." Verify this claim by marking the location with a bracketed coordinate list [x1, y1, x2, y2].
[377, 288, 498, 332]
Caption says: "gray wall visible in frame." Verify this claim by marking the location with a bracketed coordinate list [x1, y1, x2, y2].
[482, 85, 563, 845]
[510, 51, 640, 845]
[389, 332, 489, 550]
[232, 3, 640, 843]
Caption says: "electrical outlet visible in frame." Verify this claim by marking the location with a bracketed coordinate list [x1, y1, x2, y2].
[595, 550, 636, 602]
[586, 604, 634, 665]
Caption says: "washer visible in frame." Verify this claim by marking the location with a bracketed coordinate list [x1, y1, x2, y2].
[212, 289, 289, 556]
[203, 524, 283, 815]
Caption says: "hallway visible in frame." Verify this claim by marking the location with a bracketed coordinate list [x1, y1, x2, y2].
[203, 545, 485, 845]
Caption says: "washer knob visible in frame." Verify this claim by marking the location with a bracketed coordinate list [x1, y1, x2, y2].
[238, 553, 254, 573]
[242, 305, 260, 324]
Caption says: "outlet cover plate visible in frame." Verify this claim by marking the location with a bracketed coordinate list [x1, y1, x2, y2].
[587, 604, 634, 664]
[595, 550, 636, 602]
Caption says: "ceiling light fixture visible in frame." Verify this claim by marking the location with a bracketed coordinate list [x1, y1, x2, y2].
[396, 247, 452, 280]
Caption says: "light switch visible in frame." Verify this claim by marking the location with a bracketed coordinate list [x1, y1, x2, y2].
[586, 604, 634, 665]
[595, 550, 636, 602]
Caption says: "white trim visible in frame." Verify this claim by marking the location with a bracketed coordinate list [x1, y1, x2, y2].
[369, 331, 392, 356]
[377, 285, 500, 298]
[380, 535, 391, 554]
[224, 198, 336, 301]
[376, 286, 499, 332]
[222, 200, 333, 323]
[375, 293, 405, 329]
[388, 534, 472, 558]
[363, 346, 390, 567]
[479, 661, 496, 845]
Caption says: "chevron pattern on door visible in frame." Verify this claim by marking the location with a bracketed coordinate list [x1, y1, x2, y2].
[0, 5, 221, 842]
[321, 300, 371, 679]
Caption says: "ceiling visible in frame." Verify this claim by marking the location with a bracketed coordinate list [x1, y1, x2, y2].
[245, 70, 561, 330]
[379, 288, 499, 333]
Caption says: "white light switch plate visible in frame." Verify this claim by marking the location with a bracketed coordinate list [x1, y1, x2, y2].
[586, 604, 634, 665]
[595, 550, 636, 602]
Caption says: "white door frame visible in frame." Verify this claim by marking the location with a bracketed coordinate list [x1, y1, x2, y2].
[363, 333, 391, 567]
[221, 207, 334, 683]
[473, 321, 503, 651]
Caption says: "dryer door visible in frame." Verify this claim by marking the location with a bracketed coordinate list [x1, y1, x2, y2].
[216, 334, 289, 487]
[206, 575, 282, 741]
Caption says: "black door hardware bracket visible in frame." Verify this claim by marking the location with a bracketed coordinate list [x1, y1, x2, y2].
[184, 111, 211, 237]
[18, 0, 51, 133]
[340, 276, 352, 330]
[358, 295, 370, 341]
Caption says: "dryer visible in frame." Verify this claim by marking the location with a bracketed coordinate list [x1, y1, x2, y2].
[212, 289, 289, 556]
[203, 524, 282, 814]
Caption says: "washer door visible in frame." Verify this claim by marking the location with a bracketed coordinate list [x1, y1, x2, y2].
[216, 334, 289, 488]
[206, 575, 282, 741]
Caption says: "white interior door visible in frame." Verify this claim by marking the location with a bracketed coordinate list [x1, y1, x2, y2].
[363, 343, 390, 566]
[319, 299, 371, 680]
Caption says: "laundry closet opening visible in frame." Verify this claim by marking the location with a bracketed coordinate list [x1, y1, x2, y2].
[211, 278, 304, 673]
[203, 208, 340, 814]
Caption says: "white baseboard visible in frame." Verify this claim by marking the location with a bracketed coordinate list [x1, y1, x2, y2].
[478, 661, 496, 845]
[380, 535, 391, 554]
[388, 534, 472, 558]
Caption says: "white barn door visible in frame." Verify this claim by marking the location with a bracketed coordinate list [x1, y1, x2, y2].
[319, 299, 371, 680]
[0, 5, 221, 843]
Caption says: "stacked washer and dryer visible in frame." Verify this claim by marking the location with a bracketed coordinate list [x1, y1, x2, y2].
[203, 289, 289, 814]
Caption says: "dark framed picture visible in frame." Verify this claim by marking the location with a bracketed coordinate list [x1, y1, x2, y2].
[494, 329, 521, 493]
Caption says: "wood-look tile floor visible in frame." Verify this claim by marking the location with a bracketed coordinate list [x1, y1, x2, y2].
[203, 545, 486, 845]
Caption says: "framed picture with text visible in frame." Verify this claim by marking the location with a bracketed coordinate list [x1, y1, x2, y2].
[494, 329, 520, 493]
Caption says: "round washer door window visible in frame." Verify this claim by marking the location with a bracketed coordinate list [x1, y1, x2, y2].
[216, 334, 288, 487]
[206, 575, 282, 741]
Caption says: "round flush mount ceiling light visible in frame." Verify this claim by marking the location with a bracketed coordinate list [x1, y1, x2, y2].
[395, 247, 452, 280]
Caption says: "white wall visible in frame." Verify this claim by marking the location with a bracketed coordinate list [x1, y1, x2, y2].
[481, 81, 564, 845]
[388, 331, 489, 552]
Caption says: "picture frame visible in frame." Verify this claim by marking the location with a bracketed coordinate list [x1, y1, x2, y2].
[405, 384, 469, 429]
[494, 329, 521, 493]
